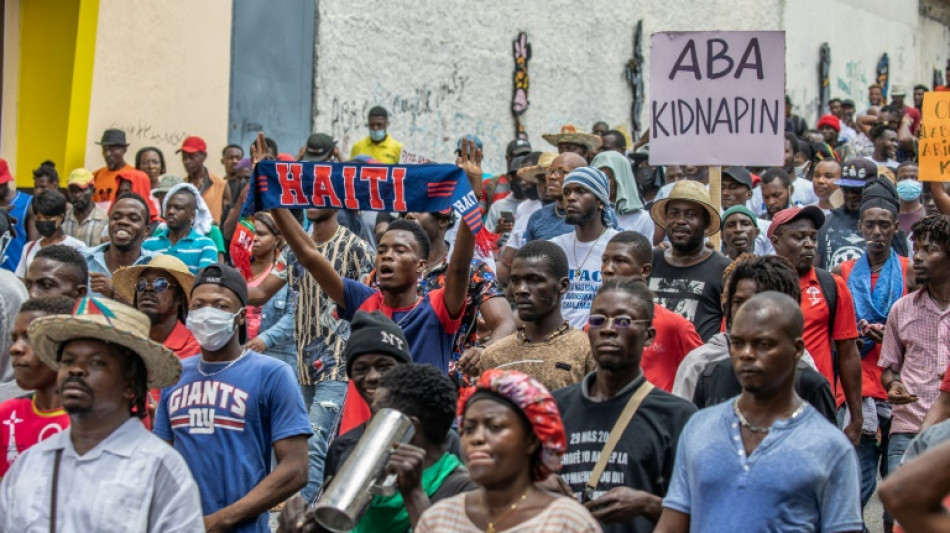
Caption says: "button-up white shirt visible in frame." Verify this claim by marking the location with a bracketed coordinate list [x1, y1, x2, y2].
[0, 417, 204, 532]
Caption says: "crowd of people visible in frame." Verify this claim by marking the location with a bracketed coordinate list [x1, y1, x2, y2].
[0, 80, 949, 532]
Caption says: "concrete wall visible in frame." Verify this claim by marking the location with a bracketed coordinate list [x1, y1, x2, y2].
[83, 0, 232, 177]
[314, 0, 948, 174]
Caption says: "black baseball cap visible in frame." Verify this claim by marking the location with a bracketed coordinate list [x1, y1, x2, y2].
[506, 139, 531, 157]
[723, 166, 753, 189]
[302, 133, 336, 162]
[192, 264, 248, 343]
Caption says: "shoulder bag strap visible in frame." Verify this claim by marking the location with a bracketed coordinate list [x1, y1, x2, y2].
[584, 381, 655, 498]
[50, 449, 63, 533]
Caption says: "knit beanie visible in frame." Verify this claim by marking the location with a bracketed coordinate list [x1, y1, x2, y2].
[344, 311, 413, 377]
[860, 177, 900, 216]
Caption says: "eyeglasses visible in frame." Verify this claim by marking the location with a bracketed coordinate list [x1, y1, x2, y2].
[135, 277, 178, 294]
[587, 315, 650, 329]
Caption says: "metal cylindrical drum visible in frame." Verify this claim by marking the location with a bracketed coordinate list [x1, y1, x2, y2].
[312, 408, 415, 532]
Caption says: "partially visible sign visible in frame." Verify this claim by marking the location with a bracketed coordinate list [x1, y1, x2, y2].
[398, 148, 432, 165]
[649, 31, 786, 166]
[919, 92, 950, 182]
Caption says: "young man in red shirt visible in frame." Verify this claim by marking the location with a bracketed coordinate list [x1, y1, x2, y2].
[0, 297, 75, 478]
[770, 205, 863, 446]
[599, 231, 703, 391]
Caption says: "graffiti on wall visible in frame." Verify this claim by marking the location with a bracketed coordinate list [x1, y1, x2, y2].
[835, 59, 869, 106]
[109, 121, 191, 148]
[877, 53, 890, 98]
[511, 32, 531, 140]
[818, 43, 831, 120]
[625, 20, 645, 138]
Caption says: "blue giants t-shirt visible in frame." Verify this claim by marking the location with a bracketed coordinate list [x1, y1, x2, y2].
[153, 350, 312, 533]
[339, 278, 463, 373]
[663, 399, 863, 532]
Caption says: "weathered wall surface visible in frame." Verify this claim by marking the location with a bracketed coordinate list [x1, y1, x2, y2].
[83, 0, 232, 176]
[314, 0, 947, 174]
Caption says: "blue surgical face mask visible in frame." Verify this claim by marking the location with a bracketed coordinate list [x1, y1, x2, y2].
[896, 179, 923, 201]
[369, 129, 386, 142]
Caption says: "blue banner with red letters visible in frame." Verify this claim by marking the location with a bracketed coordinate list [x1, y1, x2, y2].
[241, 160, 491, 249]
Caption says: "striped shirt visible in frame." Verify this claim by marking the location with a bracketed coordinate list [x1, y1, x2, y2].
[62, 205, 109, 247]
[272, 225, 374, 384]
[142, 227, 217, 275]
[415, 493, 602, 533]
[879, 288, 950, 435]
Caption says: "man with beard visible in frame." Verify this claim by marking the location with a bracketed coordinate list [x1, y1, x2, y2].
[91, 129, 135, 205]
[554, 280, 697, 533]
[760, 168, 795, 221]
[720, 166, 773, 256]
[83, 193, 154, 300]
[178, 136, 231, 225]
[475, 240, 594, 392]
[770, 205, 863, 446]
[866, 123, 900, 170]
[247, 207, 374, 500]
[0, 297, 203, 530]
[649, 181, 731, 341]
[657, 293, 862, 533]
[548, 167, 619, 328]
[523, 152, 585, 242]
[142, 188, 217, 275]
[63, 169, 109, 247]
[113, 254, 199, 363]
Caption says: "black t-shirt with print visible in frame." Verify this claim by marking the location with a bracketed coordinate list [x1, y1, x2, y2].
[554, 374, 696, 533]
[649, 249, 731, 342]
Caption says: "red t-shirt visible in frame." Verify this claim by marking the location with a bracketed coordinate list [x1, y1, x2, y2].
[150, 321, 201, 403]
[840, 257, 910, 401]
[940, 361, 950, 393]
[0, 395, 70, 478]
[642, 303, 703, 392]
[799, 268, 859, 407]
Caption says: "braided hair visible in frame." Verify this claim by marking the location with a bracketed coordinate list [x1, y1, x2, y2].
[117, 344, 150, 419]
[723, 255, 801, 330]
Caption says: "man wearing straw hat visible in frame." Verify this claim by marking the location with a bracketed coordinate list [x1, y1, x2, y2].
[0, 297, 204, 531]
[542, 124, 602, 164]
[154, 264, 311, 532]
[649, 180, 731, 342]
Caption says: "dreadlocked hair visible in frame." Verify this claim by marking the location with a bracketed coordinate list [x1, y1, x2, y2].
[723, 255, 800, 330]
[911, 214, 950, 252]
[116, 344, 150, 419]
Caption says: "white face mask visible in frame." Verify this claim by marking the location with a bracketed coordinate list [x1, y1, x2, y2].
[794, 162, 810, 181]
[187, 306, 238, 351]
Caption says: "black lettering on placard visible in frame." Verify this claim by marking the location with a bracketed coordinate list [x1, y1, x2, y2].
[668, 36, 766, 81]
[651, 97, 781, 138]
[935, 100, 950, 120]
[669, 39, 701, 80]
[652, 101, 670, 137]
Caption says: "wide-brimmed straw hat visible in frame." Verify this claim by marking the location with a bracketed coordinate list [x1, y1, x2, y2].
[542, 125, 602, 153]
[650, 180, 722, 236]
[112, 254, 195, 305]
[518, 151, 558, 184]
[29, 297, 182, 388]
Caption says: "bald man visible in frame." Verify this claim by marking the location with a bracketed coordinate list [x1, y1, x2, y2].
[522, 152, 586, 242]
[657, 292, 863, 533]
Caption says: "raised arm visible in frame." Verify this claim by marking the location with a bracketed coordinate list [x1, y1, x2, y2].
[443, 139, 482, 318]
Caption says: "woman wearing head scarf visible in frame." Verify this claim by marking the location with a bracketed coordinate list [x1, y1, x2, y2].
[113, 169, 160, 223]
[592, 151, 654, 239]
[159, 182, 226, 262]
[415, 369, 600, 532]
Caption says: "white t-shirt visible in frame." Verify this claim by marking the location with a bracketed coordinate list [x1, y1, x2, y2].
[15, 235, 87, 277]
[617, 210, 655, 239]
[485, 196, 522, 232]
[549, 228, 619, 328]
[863, 155, 899, 170]
[506, 199, 542, 251]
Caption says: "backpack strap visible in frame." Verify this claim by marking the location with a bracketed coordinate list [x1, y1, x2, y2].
[814, 268, 839, 380]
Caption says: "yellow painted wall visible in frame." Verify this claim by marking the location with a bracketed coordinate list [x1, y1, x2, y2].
[83, 0, 233, 178]
[14, 0, 98, 188]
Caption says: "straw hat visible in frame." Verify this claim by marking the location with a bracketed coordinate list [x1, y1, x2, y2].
[518, 151, 558, 184]
[112, 254, 195, 305]
[650, 180, 722, 236]
[542, 125, 602, 153]
[29, 297, 182, 388]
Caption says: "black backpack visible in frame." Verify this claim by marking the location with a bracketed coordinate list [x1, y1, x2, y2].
[814, 268, 839, 379]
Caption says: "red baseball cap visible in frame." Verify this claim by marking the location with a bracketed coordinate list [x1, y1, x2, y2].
[0, 158, 12, 185]
[177, 136, 207, 154]
[767, 206, 826, 239]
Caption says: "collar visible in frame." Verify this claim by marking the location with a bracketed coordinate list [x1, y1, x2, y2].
[800, 267, 819, 285]
[85, 242, 152, 265]
[67, 204, 108, 222]
[50, 418, 144, 460]
[580, 370, 646, 401]
[164, 320, 196, 352]
[913, 288, 950, 315]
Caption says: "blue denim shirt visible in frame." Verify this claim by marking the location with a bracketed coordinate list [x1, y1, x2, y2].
[257, 284, 297, 372]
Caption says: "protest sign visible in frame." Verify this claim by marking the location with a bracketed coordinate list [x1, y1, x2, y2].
[649, 31, 786, 166]
[919, 92, 950, 182]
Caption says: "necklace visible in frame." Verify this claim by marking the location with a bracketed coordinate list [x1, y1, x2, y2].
[733, 399, 807, 434]
[553, 204, 566, 218]
[481, 488, 530, 533]
[198, 348, 249, 378]
[929, 290, 950, 309]
[393, 297, 423, 327]
[517, 321, 570, 344]
[572, 228, 608, 278]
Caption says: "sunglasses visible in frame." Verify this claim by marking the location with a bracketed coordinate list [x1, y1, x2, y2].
[587, 315, 650, 329]
[135, 277, 178, 294]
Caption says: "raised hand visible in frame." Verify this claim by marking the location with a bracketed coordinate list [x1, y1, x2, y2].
[455, 138, 483, 197]
[250, 132, 270, 167]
